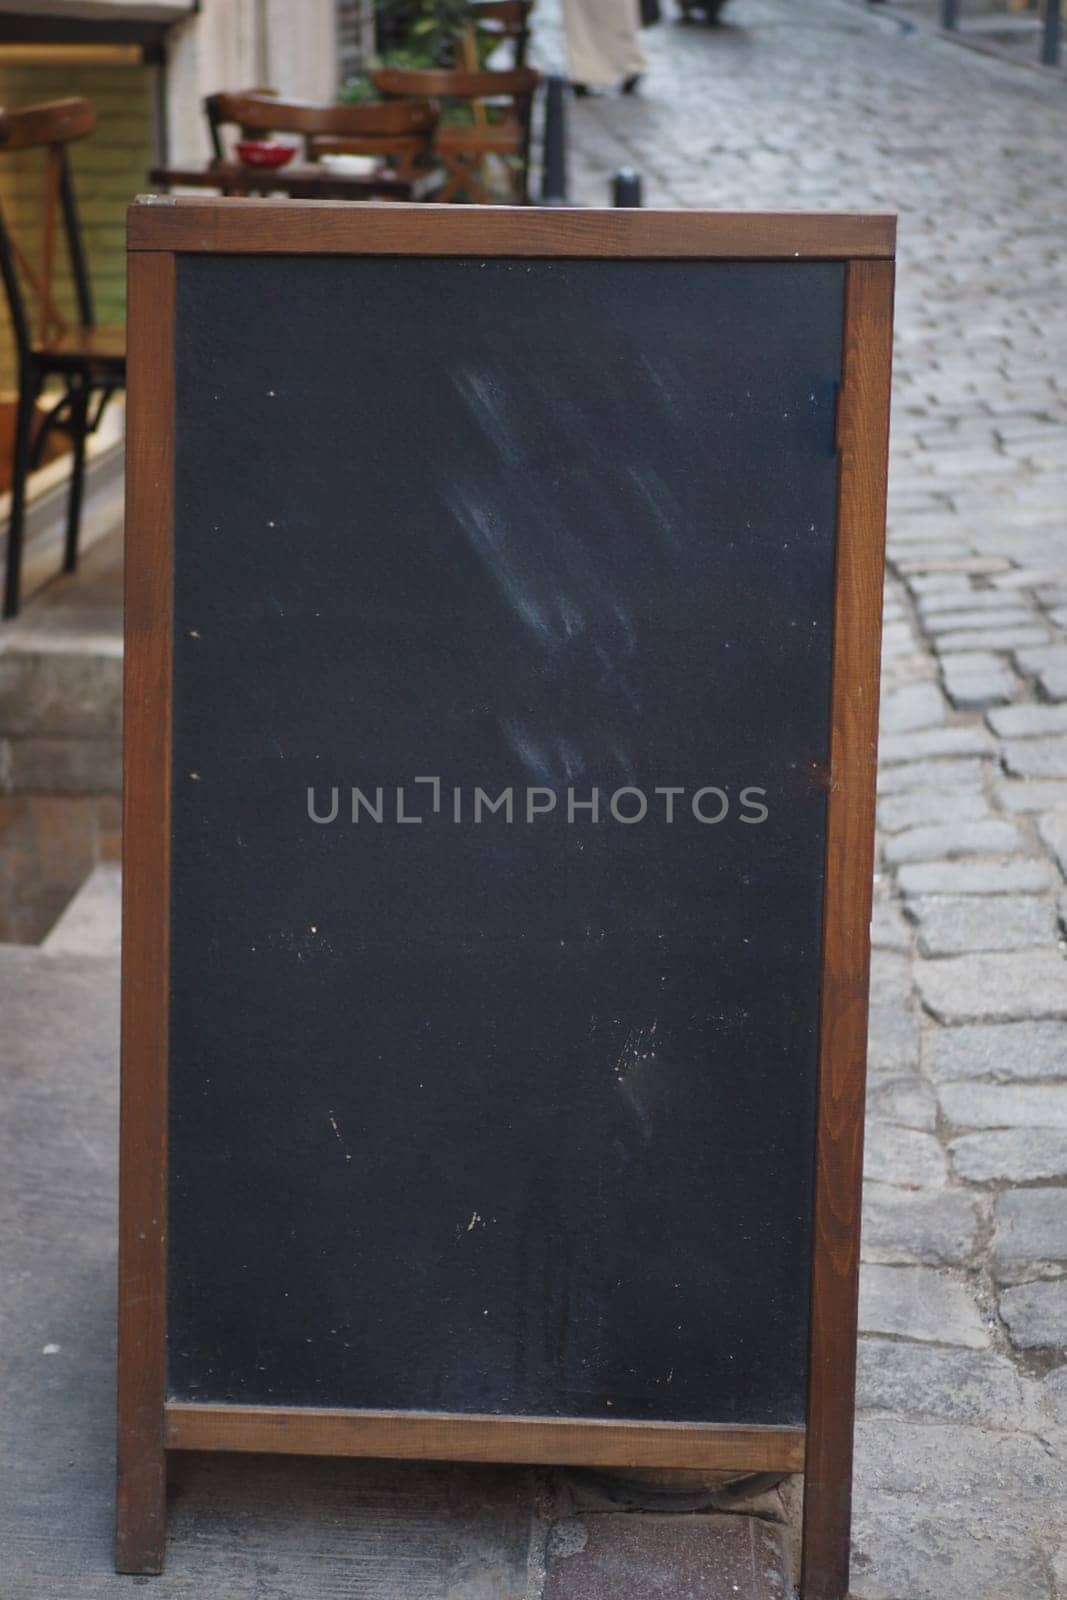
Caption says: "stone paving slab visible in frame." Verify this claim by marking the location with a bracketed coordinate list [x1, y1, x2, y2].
[950, 1128, 1067, 1184]
[992, 1189, 1067, 1271]
[861, 1183, 981, 1265]
[915, 949, 1067, 1023]
[864, 1121, 948, 1187]
[897, 857, 1055, 896]
[938, 1081, 1067, 1130]
[910, 892, 1056, 956]
[923, 1020, 1067, 1081]
[877, 787, 989, 834]
[856, 1338, 1034, 1429]
[541, 1513, 790, 1600]
[865, 1074, 938, 1131]
[1000, 1281, 1067, 1352]
[852, 1423, 1057, 1600]
[858, 1264, 991, 1348]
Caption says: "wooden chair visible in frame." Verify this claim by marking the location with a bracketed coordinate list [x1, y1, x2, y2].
[204, 92, 438, 187]
[0, 97, 125, 619]
[306, 101, 441, 187]
[472, 0, 533, 68]
[372, 67, 540, 205]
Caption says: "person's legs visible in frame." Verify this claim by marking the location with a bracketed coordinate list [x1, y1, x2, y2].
[564, 0, 647, 90]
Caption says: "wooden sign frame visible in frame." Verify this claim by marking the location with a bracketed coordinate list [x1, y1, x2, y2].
[118, 200, 894, 1600]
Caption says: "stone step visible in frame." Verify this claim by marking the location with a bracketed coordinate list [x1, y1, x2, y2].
[0, 525, 122, 797]
[42, 864, 121, 960]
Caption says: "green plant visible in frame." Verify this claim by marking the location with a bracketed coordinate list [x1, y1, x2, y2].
[338, 75, 381, 104]
[406, 0, 482, 65]
[339, 0, 494, 80]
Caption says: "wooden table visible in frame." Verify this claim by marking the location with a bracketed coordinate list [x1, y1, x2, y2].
[149, 161, 443, 203]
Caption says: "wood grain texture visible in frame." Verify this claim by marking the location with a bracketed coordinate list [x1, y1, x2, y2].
[115, 249, 174, 1576]
[127, 199, 896, 260]
[801, 258, 894, 1600]
[147, 165, 427, 203]
[165, 1405, 806, 1472]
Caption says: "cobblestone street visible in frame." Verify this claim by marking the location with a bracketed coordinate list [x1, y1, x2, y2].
[542, 2, 1067, 1594]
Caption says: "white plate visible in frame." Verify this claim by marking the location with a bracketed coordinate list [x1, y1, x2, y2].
[318, 153, 380, 177]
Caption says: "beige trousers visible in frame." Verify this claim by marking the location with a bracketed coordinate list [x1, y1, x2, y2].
[563, 0, 647, 87]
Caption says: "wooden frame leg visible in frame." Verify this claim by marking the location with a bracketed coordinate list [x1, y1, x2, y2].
[799, 256, 894, 1600]
[800, 1437, 855, 1599]
[117, 246, 174, 1577]
[115, 1437, 167, 1573]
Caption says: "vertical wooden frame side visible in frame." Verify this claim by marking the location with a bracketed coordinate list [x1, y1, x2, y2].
[116, 248, 175, 1575]
[801, 257, 894, 1600]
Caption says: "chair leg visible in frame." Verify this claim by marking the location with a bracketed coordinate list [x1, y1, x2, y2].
[519, 117, 532, 204]
[440, 153, 491, 205]
[437, 161, 466, 203]
[3, 375, 39, 620]
[63, 384, 90, 574]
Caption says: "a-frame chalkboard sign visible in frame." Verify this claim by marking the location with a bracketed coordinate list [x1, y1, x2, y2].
[118, 200, 893, 1599]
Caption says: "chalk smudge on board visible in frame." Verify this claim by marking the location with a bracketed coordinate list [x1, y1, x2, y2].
[452, 367, 522, 470]
[327, 1109, 352, 1163]
[501, 718, 554, 783]
[625, 464, 687, 560]
[447, 488, 558, 646]
[557, 736, 585, 782]
[613, 1020, 659, 1146]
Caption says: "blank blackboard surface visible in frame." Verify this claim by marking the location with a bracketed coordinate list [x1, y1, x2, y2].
[166, 255, 843, 1427]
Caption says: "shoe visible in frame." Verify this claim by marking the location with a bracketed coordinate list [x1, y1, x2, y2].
[572, 82, 590, 96]
[621, 74, 642, 94]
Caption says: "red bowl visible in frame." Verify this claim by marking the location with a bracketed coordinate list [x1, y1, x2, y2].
[235, 140, 296, 170]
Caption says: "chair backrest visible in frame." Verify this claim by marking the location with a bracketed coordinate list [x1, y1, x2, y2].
[204, 91, 436, 162]
[0, 97, 95, 150]
[308, 100, 440, 184]
[471, 0, 533, 67]
[373, 66, 540, 204]
[372, 66, 539, 105]
[0, 97, 97, 360]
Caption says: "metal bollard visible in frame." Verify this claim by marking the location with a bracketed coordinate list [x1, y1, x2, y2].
[540, 76, 569, 206]
[1042, 0, 1060, 65]
[612, 168, 644, 208]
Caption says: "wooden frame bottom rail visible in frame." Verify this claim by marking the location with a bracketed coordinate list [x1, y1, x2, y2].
[164, 1404, 805, 1472]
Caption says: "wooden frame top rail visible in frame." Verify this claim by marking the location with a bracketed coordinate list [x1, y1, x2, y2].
[128, 198, 896, 260]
